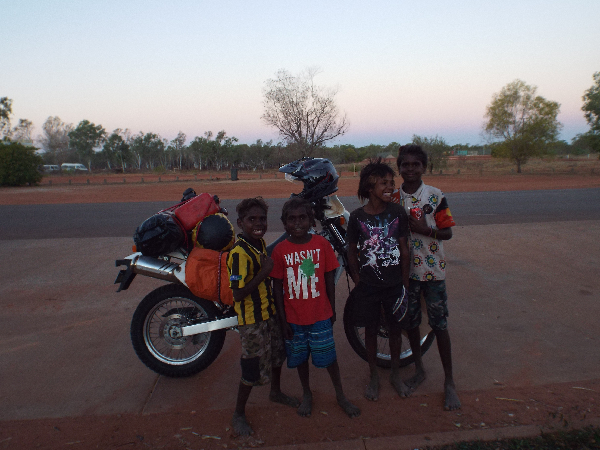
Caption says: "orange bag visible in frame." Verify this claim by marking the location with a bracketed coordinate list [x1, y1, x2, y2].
[185, 247, 234, 305]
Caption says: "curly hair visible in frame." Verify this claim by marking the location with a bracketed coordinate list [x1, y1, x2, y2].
[235, 197, 268, 220]
[397, 144, 428, 168]
[280, 197, 314, 224]
[357, 157, 395, 202]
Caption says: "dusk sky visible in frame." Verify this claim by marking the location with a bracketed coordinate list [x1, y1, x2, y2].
[3, 0, 599, 147]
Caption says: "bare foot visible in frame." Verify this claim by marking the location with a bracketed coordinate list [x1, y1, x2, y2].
[297, 392, 312, 417]
[337, 395, 361, 418]
[269, 390, 300, 408]
[406, 368, 426, 393]
[231, 412, 253, 436]
[365, 372, 380, 401]
[390, 371, 412, 398]
[444, 381, 461, 411]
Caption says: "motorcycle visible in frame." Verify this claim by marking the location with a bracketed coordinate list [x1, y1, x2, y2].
[115, 157, 435, 377]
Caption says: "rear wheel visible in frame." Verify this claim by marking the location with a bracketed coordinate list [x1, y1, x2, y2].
[130, 284, 227, 377]
[343, 293, 435, 368]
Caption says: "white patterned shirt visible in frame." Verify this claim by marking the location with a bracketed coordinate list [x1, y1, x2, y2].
[392, 183, 456, 281]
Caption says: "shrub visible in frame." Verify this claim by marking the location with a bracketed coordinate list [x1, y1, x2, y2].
[0, 141, 44, 186]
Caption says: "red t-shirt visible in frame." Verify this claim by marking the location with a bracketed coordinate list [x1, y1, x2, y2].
[270, 235, 340, 325]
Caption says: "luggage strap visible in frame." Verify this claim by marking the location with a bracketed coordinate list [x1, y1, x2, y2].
[217, 251, 224, 302]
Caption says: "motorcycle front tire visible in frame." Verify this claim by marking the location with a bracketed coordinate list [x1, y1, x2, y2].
[342, 293, 436, 369]
[131, 284, 227, 377]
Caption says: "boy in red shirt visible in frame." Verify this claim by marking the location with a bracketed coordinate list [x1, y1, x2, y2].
[271, 198, 360, 418]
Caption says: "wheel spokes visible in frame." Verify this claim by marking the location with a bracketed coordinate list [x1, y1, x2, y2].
[144, 297, 212, 365]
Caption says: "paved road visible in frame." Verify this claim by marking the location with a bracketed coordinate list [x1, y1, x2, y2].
[2, 188, 600, 240]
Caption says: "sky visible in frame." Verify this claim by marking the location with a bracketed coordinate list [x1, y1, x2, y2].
[2, 0, 600, 148]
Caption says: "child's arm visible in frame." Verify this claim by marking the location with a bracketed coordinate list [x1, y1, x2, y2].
[398, 236, 410, 289]
[324, 270, 336, 324]
[347, 240, 360, 285]
[272, 278, 293, 340]
[408, 215, 453, 241]
[231, 253, 274, 302]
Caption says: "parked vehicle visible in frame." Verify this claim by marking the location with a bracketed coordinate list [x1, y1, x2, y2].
[115, 157, 435, 377]
[42, 165, 60, 173]
[61, 163, 88, 172]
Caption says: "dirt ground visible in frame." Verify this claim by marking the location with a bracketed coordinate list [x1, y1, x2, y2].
[2, 171, 600, 205]
[1, 379, 598, 449]
[1, 172, 599, 449]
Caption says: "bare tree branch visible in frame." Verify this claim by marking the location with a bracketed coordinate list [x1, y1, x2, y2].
[262, 68, 348, 157]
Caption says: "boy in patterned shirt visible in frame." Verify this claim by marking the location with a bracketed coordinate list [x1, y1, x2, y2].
[227, 197, 299, 436]
[392, 144, 461, 411]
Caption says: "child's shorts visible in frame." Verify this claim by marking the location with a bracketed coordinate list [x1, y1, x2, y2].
[350, 282, 409, 331]
[238, 316, 287, 386]
[285, 319, 337, 369]
[405, 279, 449, 331]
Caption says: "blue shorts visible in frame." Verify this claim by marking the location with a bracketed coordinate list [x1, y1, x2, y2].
[285, 319, 337, 369]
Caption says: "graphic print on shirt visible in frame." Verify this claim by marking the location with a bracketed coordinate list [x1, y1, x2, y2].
[284, 249, 321, 300]
[358, 217, 401, 280]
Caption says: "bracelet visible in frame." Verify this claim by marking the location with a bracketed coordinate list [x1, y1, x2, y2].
[428, 227, 434, 237]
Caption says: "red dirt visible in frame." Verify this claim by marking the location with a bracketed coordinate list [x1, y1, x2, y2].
[1, 379, 597, 449]
[2, 172, 600, 205]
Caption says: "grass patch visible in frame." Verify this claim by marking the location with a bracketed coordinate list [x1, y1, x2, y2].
[425, 426, 600, 450]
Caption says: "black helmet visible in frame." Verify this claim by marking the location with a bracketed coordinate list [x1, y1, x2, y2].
[279, 157, 339, 202]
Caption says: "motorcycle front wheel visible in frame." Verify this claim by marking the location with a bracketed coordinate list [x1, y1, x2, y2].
[131, 284, 227, 377]
[342, 294, 435, 369]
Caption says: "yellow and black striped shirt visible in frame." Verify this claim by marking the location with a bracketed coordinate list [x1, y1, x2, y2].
[226, 236, 276, 325]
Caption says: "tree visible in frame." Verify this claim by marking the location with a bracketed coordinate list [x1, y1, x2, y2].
[548, 140, 575, 156]
[262, 68, 348, 157]
[246, 139, 273, 170]
[572, 132, 600, 154]
[0, 99, 35, 144]
[189, 130, 238, 170]
[168, 131, 187, 170]
[68, 120, 106, 170]
[0, 141, 44, 186]
[579, 71, 600, 154]
[484, 80, 561, 173]
[39, 116, 73, 165]
[0, 97, 12, 139]
[129, 132, 165, 169]
[328, 144, 359, 164]
[12, 119, 34, 144]
[582, 72, 600, 133]
[188, 135, 208, 170]
[411, 135, 450, 173]
[383, 142, 401, 157]
[212, 130, 238, 170]
[102, 129, 132, 171]
[358, 144, 384, 160]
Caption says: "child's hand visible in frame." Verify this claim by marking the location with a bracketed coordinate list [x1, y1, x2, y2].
[409, 215, 431, 236]
[259, 253, 274, 274]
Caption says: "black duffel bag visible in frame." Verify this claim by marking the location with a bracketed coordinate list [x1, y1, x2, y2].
[133, 213, 186, 257]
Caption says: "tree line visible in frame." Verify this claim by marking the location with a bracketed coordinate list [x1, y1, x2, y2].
[0, 107, 475, 174]
[1, 69, 599, 185]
